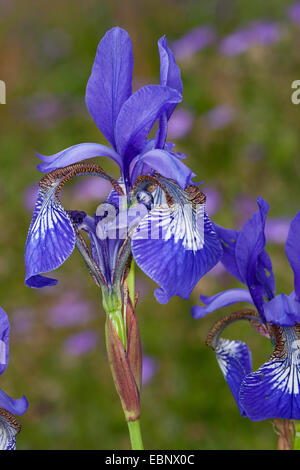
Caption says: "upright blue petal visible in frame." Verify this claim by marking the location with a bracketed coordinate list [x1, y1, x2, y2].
[25, 184, 76, 288]
[213, 224, 242, 282]
[0, 307, 10, 375]
[37, 143, 122, 173]
[216, 198, 275, 320]
[158, 36, 183, 93]
[131, 181, 222, 303]
[240, 326, 300, 420]
[85, 27, 133, 149]
[158, 35, 182, 119]
[191, 288, 254, 319]
[115, 85, 182, 163]
[285, 211, 300, 301]
[235, 197, 269, 285]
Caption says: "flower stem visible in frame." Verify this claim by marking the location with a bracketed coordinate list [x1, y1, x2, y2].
[127, 420, 144, 450]
[293, 421, 300, 449]
[127, 259, 135, 302]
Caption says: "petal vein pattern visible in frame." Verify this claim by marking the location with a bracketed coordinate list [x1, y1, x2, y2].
[240, 325, 300, 420]
[0, 409, 20, 450]
[131, 181, 222, 302]
[25, 184, 76, 286]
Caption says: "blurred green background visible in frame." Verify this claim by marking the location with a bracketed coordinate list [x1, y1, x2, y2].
[0, 0, 300, 450]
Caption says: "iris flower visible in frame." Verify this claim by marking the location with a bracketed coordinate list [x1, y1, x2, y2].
[192, 197, 300, 420]
[24, 27, 222, 304]
[0, 307, 28, 449]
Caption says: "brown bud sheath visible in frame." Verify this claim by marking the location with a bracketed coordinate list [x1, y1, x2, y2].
[126, 297, 142, 392]
[273, 419, 295, 450]
[105, 316, 140, 422]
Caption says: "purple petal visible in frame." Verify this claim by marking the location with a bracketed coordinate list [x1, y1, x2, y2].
[25, 187, 76, 288]
[158, 35, 182, 119]
[115, 85, 182, 161]
[235, 197, 273, 313]
[37, 143, 122, 173]
[85, 27, 133, 149]
[263, 293, 300, 326]
[132, 195, 222, 303]
[0, 409, 19, 450]
[191, 288, 254, 319]
[0, 307, 10, 375]
[0, 390, 28, 416]
[285, 211, 300, 300]
[129, 149, 194, 189]
[213, 224, 242, 282]
[214, 339, 252, 416]
[240, 326, 300, 420]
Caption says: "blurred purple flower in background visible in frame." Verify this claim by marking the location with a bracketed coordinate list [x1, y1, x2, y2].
[71, 177, 112, 204]
[242, 142, 266, 162]
[219, 21, 282, 56]
[167, 108, 193, 140]
[22, 93, 65, 128]
[265, 217, 291, 244]
[171, 26, 216, 60]
[203, 104, 235, 130]
[46, 292, 94, 328]
[42, 29, 72, 61]
[63, 330, 99, 357]
[23, 183, 39, 211]
[203, 186, 222, 216]
[287, 2, 300, 25]
[142, 355, 158, 386]
[11, 309, 34, 336]
[234, 194, 258, 227]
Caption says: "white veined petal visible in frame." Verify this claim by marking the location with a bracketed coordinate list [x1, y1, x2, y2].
[0, 408, 20, 450]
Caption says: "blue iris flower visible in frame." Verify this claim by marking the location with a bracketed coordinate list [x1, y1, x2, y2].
[0, 307, 28, 449]
[24, 27, 222, 303]
[192, 197, 300, 420]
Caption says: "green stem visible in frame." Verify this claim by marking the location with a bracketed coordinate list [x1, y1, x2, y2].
[102, 286, 127, 348]
[127, 420, 144, 450]
[127, 259, 135, 301]
[293, 421, 300, 449]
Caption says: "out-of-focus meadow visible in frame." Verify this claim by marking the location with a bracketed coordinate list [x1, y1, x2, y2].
[0, 0, 300, 449]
